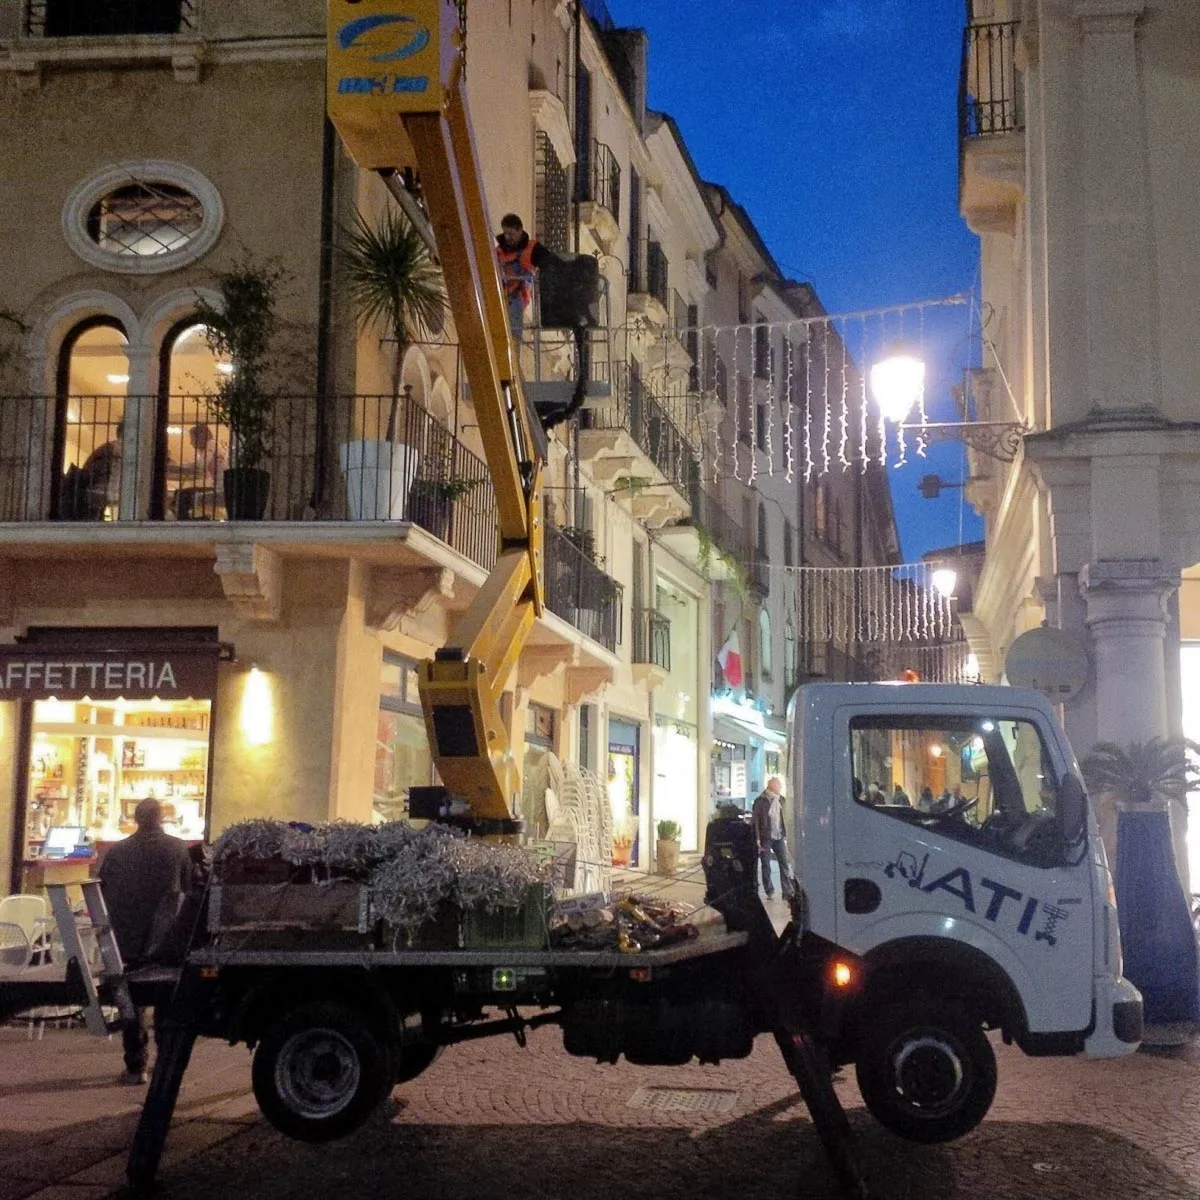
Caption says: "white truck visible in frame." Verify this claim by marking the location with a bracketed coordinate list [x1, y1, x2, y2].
[0, 681, 1142, 1197]
[785, 682, 1142, 1142]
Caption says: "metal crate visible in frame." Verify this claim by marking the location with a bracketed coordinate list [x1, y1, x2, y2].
[461, 885, 551, 950]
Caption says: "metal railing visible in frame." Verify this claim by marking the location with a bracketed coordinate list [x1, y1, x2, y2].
[631, 608, 671, 672]
[580, 140, 621, 223]
[534, 131, 571, 255]
[959, 21, 1023, 141]
[25, 0, 196, 36]
[0, 392, 499, 570]
[544, 525, 622, 653]
[582, 365, 693, 498]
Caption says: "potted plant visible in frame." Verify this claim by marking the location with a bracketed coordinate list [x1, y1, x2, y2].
[408, 441, 481, 540]
[338, 209, 445, 520]
[194, 257, 286, 519]
[656, 819, 681, 876]
[1081, 737, 1200, 1040]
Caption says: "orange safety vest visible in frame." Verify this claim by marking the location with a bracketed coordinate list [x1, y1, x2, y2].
[495, 235, 539, 306]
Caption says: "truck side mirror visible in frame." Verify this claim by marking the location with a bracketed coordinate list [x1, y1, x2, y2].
[1059, 773, 1088, 861]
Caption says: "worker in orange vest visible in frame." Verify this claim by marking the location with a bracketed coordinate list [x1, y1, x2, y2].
[495, 213, 550, 339]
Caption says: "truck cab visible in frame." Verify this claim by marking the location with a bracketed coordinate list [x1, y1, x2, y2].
[789, 682, 1142, 1141]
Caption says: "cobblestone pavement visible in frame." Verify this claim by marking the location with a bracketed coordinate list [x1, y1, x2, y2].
[3, 1014, 1200, 1200]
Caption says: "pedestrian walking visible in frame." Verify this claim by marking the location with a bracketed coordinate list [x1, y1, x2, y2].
[98, 798, 192, 1084]
[752, 776, 797, 900]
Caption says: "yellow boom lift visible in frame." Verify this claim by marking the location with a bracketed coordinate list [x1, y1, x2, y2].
[328, 0, 546, 833]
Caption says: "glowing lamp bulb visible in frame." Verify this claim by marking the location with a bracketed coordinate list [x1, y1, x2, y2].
[869, 354, 925, 424]
[931, 568, 958, 599]
[832, 961, 854, 988]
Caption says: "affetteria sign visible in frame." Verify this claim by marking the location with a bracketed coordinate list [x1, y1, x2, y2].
[0, 650, 218, 701]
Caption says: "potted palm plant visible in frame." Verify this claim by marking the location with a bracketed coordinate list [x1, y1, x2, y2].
[194, 258, 285, 519]
[656, 819, 681, 876]
[1081, 737, 1200, 1040]
[338, 209, 445, 520]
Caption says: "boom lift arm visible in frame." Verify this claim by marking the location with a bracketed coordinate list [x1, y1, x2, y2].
[328, 0, 545, 829]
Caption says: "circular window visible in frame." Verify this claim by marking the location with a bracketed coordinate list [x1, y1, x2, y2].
[63, 161, 224, 275]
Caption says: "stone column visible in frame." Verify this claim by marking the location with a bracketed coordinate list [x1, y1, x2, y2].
[1079, 559, 1177, 746]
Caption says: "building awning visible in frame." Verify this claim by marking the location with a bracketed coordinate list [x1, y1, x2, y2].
[712, 711, 787, 748]
[0, 645, 220, 702]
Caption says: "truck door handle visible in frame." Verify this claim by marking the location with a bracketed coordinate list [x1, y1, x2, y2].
[844, 878, 882, 914]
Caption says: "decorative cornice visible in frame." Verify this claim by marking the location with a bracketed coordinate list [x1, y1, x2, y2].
[365, 566, 454, 633]
[214, 543, 282, 622]
[564, 665, 614, 705]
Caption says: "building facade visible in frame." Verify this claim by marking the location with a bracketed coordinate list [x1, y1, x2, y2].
[956, 1, 1200, 875]
[0, 0, 904, 891]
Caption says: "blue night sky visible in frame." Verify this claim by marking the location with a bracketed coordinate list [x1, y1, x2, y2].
[604, 0, 984, 562]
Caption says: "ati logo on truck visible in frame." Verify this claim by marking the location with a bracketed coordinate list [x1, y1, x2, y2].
[884, 850, 1081, 948]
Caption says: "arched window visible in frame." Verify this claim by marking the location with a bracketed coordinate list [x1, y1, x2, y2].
[154, 319, 228, 520]
[53, 317, 128, 520]
[759, 607, 773, 681]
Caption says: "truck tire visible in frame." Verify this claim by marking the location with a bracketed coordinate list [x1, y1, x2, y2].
[854, 997, 996, 1144]
[252, 1000, 390, 1142]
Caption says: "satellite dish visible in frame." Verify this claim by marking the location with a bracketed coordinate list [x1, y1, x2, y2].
[1004, 626, 1090, 701]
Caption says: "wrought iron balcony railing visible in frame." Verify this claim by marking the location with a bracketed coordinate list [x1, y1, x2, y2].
[0, 392, 499, 565]
[959, 21, 1023, 141]
[25, 0, 196, 37]
[631, 608, 671, 672]
[544, 525, 622, 653]
[582, 366, 693, 498]
[579, 140, 621, 223]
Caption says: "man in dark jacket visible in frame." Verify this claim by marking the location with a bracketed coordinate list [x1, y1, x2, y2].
[98, 798, 192, 1084]
[751, 777, 797, 901]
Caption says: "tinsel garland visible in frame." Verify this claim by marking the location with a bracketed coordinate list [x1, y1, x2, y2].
[212, 818, 549, 933]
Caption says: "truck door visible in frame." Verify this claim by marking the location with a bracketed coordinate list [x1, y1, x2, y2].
[834, 706, 1094, 1035]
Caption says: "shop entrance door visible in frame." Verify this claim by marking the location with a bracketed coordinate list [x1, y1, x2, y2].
[607, 718, 640, 868]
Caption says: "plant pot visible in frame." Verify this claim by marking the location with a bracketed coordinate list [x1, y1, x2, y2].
[223, 467, 271, 520]
[339, 440, 419, 521]
[1114, 806, 1200, 1028]
[408, 487, 453, 540]
[656, 837, 680, 876]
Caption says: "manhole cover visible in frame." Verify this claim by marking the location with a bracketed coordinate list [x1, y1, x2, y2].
[627, 1086, 739, 1115]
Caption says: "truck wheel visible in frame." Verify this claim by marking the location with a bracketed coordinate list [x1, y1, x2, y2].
[252, 1000, 390, 1142]
[854, 997, 996, 1144]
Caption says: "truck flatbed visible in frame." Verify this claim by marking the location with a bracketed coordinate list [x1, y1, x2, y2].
[189, 924, 748, 970]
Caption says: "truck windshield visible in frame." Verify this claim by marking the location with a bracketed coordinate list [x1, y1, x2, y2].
[849, 714, 1063, 866]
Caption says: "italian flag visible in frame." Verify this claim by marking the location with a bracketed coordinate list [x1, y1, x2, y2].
[717, 628, 743, 689]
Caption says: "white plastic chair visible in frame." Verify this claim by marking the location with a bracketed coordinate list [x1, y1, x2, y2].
[0, 920, 34, 975]
[0, 894, 47, 943]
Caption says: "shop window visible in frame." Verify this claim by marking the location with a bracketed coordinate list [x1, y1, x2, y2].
[156, 321, 230, 521]
[376, 652, 433, 822]
[23, 696, 211, 883]
[608, 718, 640, 868]
[55, 319, 128, 521]
[712, 739, 747, 808]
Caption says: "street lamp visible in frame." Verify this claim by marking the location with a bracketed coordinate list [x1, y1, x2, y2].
[870, 354, 1030, 463]
[931, 568, 958, 599]
[869, 353, 925, 425]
